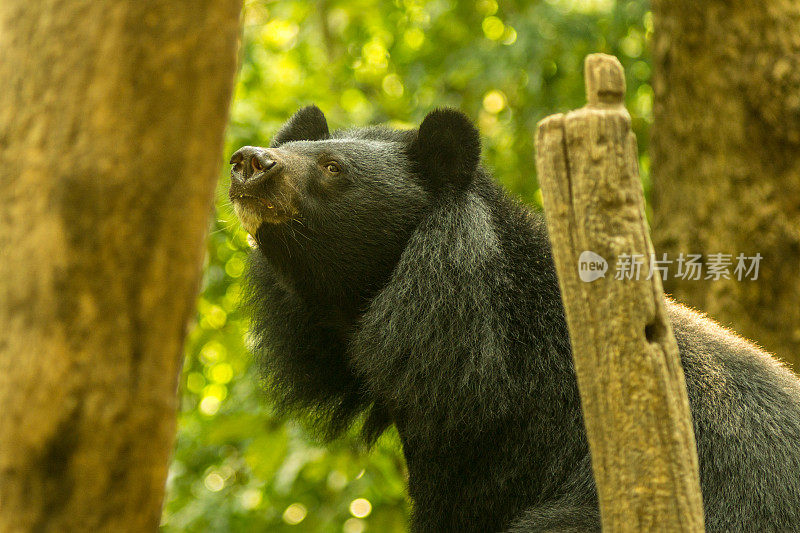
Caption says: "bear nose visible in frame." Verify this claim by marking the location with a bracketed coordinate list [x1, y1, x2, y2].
[230, 146, 278, 180]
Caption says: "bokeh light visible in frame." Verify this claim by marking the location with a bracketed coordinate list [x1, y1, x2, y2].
[283, 503, 308, 525]
[349, 498, 373, 518]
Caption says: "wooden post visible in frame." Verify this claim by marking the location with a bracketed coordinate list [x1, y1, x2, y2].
[535, 54, 705, 532]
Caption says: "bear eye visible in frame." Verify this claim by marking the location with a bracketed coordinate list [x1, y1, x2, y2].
[324, 162, 341, 173]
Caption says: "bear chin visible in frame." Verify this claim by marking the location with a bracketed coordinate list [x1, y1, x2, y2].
[233, 199, 293, 234]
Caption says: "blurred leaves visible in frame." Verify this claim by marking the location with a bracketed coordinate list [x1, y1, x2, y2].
[162, 0, 650, 531]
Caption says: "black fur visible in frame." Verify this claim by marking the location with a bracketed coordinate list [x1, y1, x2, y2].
[237, 107, 800, 532]
[413, 108, 482, 192]
[270, 104, 330, 147]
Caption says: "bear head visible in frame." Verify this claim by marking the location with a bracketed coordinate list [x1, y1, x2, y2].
[229, 105, 482, 313]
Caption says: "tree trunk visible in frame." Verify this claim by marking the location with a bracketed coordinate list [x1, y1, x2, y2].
[0, 1, 241, 531]
[650, 1, 800, 369]
[536, 54, 704, 532]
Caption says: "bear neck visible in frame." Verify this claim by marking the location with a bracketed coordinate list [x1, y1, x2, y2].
[350, 181, 583, 456]
[255, 217, 417, 325]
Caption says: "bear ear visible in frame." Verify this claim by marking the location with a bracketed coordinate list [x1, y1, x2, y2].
[413, 108, 481, 191]
[271, 105, 330, 147]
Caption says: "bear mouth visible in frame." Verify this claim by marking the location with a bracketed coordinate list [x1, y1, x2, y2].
[232, 195, 295, 230]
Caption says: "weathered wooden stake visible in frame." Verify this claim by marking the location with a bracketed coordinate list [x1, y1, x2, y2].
[535, 54, 705, 532]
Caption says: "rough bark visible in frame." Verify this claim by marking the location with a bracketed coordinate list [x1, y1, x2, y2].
[536, 54, 704, 532]
[0, 1, 241, 531]
[651, 1, 800, 368]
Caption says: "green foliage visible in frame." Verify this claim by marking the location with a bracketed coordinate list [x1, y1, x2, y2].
[162, 1, 651, 531]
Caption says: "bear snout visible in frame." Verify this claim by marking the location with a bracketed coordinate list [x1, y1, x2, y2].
[230, 146, 283, 185]
[229, 146, 301, 229]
